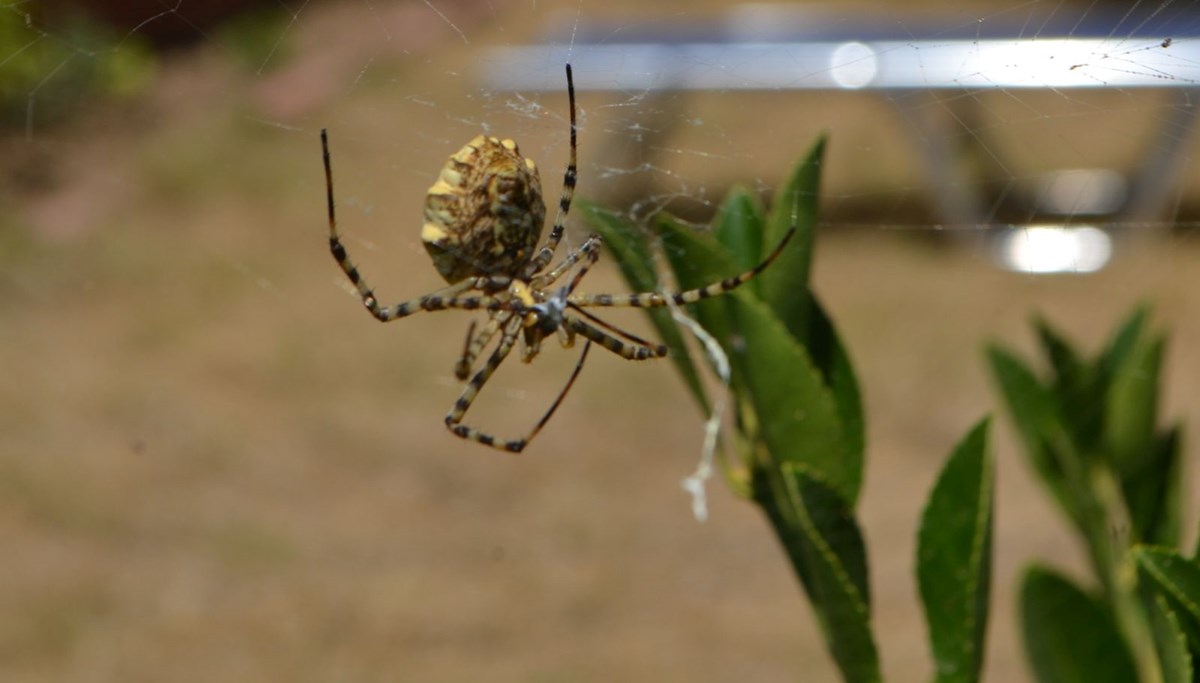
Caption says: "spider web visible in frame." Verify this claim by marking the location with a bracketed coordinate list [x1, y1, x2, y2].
[3, 1, 1199, 683]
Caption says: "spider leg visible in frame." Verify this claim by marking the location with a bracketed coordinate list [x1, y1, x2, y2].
[526, 63, 578, 278]
[455, 320, 478, 380]
[569, 303, 661, 349]
[530, 234, 602, 290]
[331, 273, 519, 322]
[523, 339, 592, 447]
[324, 129, 509, 322]
[445, 318, 592, 453]
[518, 235, 605, 362]
[567, 223, 798, 308]
[445, 316, 524, 450]
[519, 236, 665, 363]
[564, 314, 667, 360]
[455, 313, 507, 380]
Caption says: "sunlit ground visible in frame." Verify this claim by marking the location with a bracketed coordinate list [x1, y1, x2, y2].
[2, 2, 1199, 682]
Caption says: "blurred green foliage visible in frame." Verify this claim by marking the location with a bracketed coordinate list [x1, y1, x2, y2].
[0, 6, 155, 130]
[990, 309, 1198, 683]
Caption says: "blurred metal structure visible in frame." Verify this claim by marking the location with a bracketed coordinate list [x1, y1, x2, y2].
[482, 4, 1200, 272]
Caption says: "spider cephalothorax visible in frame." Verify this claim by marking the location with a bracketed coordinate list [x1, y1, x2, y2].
[323, 64, 795, 453]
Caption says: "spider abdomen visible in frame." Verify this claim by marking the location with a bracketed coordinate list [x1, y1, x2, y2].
[422, 135, 546, 283]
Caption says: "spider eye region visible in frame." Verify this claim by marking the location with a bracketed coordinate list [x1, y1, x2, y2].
[422, 134, 546, 283]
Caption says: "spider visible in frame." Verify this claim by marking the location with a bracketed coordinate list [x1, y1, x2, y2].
[322, 64, 796, 453]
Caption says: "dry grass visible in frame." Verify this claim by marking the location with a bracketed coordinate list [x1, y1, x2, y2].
[2, 2, 1199, 681]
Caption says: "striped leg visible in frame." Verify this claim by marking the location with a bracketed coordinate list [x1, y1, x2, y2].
[445, 316, 524, 451]
[564, 315, 667, 360]
[445, 318, 593, 453]
[454, 321, 478, 380]
[524, 339, 592, 446]
[525, 63, 578, 278]
[324, 127, 491, 322]
[328, 272, 521, 322]
[530, 234, 602, 290]
[569, 302, 663, 350]
[567, 223, 798, 309]
[534, 237, 667, 362]
[454, 314, 507, 380]
[520, 235, 605, 363]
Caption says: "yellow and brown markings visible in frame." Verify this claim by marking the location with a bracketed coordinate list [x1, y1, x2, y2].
[422, 135, 546, 284]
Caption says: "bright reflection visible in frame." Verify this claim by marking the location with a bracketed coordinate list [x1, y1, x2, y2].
[1035, 169, 1127, 215]
[830, 42, 878, 89]
[994, 225, 1113, 274]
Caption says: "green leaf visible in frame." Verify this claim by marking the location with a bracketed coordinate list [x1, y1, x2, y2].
[917, 418, 994, 683]
[1133, 546, 1200, 656]
[1101, 306, 1151, 379]
[1143, 591, 1194, 683]
[986, 345, 1075, 520]
[807, 295, 865, 480]
[1034, 319, 1103, 454]
[653, 212, 761, 441]
[986, 345, 1053, 457]
[1019, 565, 1138, 683]
[1105, 331, 1164, 477]
[655, 213, 741, 373]
[657, 211, 863, 501]
[579, 201, 709, 413]
[728, 292, 857, 500]
[713, 185, 766, 275]
[1035, 316, 1086, 386]
[761, 134, 825, 344]
[1133, 547, 1200, 609]
[1121, 425, 1182, 546]
[755, 463, 880, 683]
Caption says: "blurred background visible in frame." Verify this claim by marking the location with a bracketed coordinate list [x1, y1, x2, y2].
[2, 0, 1199, 680]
